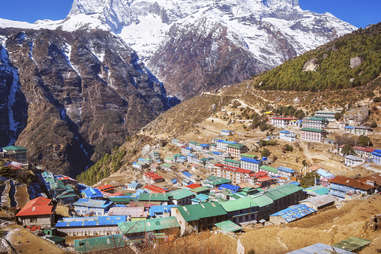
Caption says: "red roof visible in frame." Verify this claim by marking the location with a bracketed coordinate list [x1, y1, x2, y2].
[272, 117, 296, 120]
[16, 197, 53, 217]
[144, 172, 164, 180]
[353, 146, 375, 153]
[216, 164, 252, 175]
[235, 169, 252, 174]
[186, 183, 202, 189]
[330, 176, 373, 191]
[144, 185, 166, 193]
[97, 184, 115, 191]
[251, 171, 268, 178]
[257, 176, 273, 182]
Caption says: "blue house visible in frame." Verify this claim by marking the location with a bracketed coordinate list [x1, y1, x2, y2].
[240, 157, 261, 171]
[149, 205, 177, 217]
[73, 198, 113, 216]
[277, 166, 295, 177]
[218, 184, 240, 193]
[372, 150, 381, 165]
[81, 187, 103, 199]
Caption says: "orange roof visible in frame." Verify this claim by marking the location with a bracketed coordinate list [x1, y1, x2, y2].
[186, 183, 202, 189]
[16, 197, 53, 217]
[330, 176, 373, 191]
[144, 171, 164, 180]
[144, 185, 166, 193]
[97, 184, 115, 191]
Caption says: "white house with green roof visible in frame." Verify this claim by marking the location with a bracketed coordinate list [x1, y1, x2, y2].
[167, 189, 195, 206]
[1, 145, 27, 163]
[302, 117, 328, 129]
[301, 128, 327, 142]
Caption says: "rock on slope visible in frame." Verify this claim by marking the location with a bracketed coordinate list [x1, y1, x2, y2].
[0, 0, 356, 99]
[0, 28, 170, 176]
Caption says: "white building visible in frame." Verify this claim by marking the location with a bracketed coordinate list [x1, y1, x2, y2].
[279, 130, 296, 142]
[344, 155, 365, 167]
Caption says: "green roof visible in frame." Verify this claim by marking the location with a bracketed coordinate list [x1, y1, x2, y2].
[304, 117, 327, 122]
[215, 220, 242, 233]
[167, 189, 195, 200]
[205, 176, 231, 186]
[241, 154, 258, 159]
[301, 128, 325, 133]
[118, 217, 179, 234]
[189, 141, 199, 145]
[333, 237, 371, 252]
[227, 143, 244, 149]
[224, 159, 240, 164]
[177, 202, 227, 222]
[108, 197, 133, 203]
[2, 146, 27, 152]
[190, 186, 211, 194]
[160, 163, 172, 168]
[250, 194, 274, 207]
[138, 193, 169, 202]
[265, 184, 303, 201]
[219, 197, 257, 212]
[75, 234, 125, 253]
[260, 165, 278, 174]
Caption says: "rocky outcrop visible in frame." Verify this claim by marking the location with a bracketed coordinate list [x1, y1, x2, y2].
[350, 56, 362, 69]
[0, 28, 170, 176]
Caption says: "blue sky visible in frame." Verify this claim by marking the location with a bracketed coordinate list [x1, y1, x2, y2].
[0, 0, 380, 28]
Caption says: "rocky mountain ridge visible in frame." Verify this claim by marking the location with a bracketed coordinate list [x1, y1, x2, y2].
[0, 0, 356, 98]
[0, 28, 171, 176]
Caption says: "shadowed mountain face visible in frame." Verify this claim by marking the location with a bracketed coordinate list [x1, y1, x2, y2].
[0, 29, 170, 176]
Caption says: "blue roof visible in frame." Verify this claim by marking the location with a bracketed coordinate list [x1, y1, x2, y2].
[287, 243, 354, 254]
[345, 126, 354, 129]
[212, 151, 222, 155]
[240, 157, 261, 164]
[271, 204, 316, 223]
[81, 187, 103, 199]
[182, 171, 192, 177]
[219, 184, 240, 192]
[216, 139, 238, 145]
[56, 216, 126, 228]
[171, 178, 178, 184]
[277, 166, 295, 174]
[200, 144, 210, 148]
[316, 169, 335, 178]
[279, 130, 290, 134]
[372, 150, 381, 157]
[149, 205, 177, 217]
[73, 198, 112, 209]
[128, 181, 140, 188]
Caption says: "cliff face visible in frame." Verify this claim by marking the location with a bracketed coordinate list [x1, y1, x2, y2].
[0, 28, 170, 176]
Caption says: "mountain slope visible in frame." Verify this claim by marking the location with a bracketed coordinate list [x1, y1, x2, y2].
[0, 28, 170, 176]
[0, 0, 356, 99]
[254, 22, 381, 90]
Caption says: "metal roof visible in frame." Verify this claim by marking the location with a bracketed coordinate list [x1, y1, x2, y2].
[287, 243, 354, 254]
[270, 204, 316, 223]
[333, 237, 371, 252]
[277, 166, 295, 174]
[74, 234, 125, 253]
[240, 157, 261, 164]
[138, 192, 169, 201]
[215, 220, 241, 233]
[301, 128, 325, 133]
[118, 216, 179, 234]
[108, 207, 146, 217]
[73, 198, 112, 209]
[81, 187, 103, 199]
[260, 165, 278, 174]
[265, 184, 303, 201]
[56, 216, 126, 228]
[177, 202, 227, 222]
[16, 197, 53, 217]
[167, 189, 195, 200]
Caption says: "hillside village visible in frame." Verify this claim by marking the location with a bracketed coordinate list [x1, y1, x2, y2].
[1, 101, 381, 254]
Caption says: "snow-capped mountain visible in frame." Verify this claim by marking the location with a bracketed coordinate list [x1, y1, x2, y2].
[0, 0, 356, 98]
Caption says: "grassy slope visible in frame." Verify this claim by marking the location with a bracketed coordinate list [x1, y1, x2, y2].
[254, 23, 381, 91]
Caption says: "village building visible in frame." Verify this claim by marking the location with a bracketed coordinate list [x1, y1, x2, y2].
[270, 204, 316, 224]
[1, 145, 27, 163]
[127, 181, 141, 191]
[107, 206, 147, 219]
[220, 130, 233, 136]
[304, 185, 330, 196]
[315, 169, 335, 186]
[215, 139, 238, 151]
[214, 220, 242, 233]
[264, 184, 306, 212]
[274, 167, 294, 178]
[270, 117, 297, 128]
[353, 146, 375, 159]
[55, 216, 126, 237]
[313, 110, 340, 121]
[279, 130, 296, 142]
[260, 165, 279, 177]
[287, 243, 354, 254]
[344, 155, 365, 167]
[358, 174, 381, 193]
[219, 194, 274, 224]
[73, 199, 113, 216]
[181, 146, 193, 156]
[329, 176, 374, 199]
[81, 187, 103, 199]
[301, 195, 336, 210]
[224, 158, 240, 168]
[167, 189, 195, 206]
[149, 205, 177, 217]
[16, 197, 54, 227]
[240, 157, 261, 171]
[171, 138, 185, 147]
[213, 164, 251, 185]
[138, 192, 169, 204]
[74, 234, 125, 253]
[302, 117, 328, 129]
[300, 128, 327, 142]
[227, 143, 247, 158]
[173, 202, 227, 235]
[118, 216, 180, 240]
[372, 150, 381, 165]
[190, 186, 211, 195]
[344, 125, 373, 136]
[143, 172, 165, 184]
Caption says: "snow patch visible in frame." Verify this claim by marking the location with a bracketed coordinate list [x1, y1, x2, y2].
[63, 42, 81, 76]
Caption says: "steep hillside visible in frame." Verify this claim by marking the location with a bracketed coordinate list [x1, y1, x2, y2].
[254, 22, 381, 90]
[0, 28, 171, 176]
